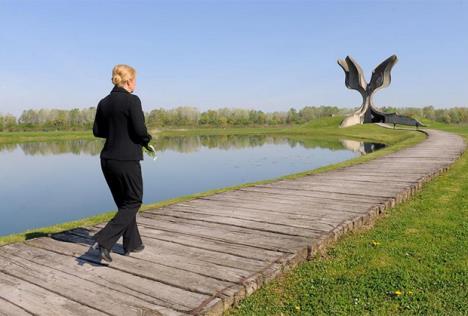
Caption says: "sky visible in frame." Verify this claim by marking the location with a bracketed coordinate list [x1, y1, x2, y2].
[0, 0, 467, 116]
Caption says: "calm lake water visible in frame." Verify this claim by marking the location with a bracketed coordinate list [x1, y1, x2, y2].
[0, 135, 384, 236]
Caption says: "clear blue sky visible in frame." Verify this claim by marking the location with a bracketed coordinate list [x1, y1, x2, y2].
[1, 0, 467, 116]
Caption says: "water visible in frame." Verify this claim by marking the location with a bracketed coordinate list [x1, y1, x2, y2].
[0, 135, 384, 236]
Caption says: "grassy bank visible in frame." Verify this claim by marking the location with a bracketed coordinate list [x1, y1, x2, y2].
[0, 130, 94, 144]
[227, 124, 468, 315]
[0, 118, 424, 246]
[0, 116, 413, 144]
[0, 124, 299, 144]
[153, 116, 419, 144]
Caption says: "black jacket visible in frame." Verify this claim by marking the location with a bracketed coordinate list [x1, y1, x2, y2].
[93, 85, 152, 161]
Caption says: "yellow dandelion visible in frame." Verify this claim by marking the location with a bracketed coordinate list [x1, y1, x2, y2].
[394, 290, 402, 296]
[295, 305, 301, 311]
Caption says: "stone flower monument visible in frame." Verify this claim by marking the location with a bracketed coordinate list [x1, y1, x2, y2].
[338, 55, 423, 128]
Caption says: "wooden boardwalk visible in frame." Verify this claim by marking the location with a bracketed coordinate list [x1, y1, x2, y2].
[0, 129, 465, 316]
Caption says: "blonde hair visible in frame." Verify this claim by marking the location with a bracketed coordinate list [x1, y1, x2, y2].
[112, 64, 136, 87]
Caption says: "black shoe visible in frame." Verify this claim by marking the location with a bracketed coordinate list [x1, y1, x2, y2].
[123, 244, 145, 256]
[98, 244, 112, 262]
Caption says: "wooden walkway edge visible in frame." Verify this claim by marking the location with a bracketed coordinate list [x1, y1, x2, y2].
[0, 129, 465, 316]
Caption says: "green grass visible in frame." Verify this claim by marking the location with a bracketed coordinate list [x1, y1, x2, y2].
[0, 118, 424, 246]
[227, 123, 468, 316]
[154, 117, 416, 143]
[0, 116, 416, 144]
[0, 130, 94, 144]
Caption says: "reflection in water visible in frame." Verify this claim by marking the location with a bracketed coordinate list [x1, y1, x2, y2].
[14, 139, 102, 156]
[0, 134, 384, 236]
[341, 139, 386, 155]
[0, 135, 384, 156]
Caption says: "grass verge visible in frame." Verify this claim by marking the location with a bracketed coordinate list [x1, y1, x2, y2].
[0, 118, 424, 246]
[0, 116, 415, 144]
[227, 124, 468, 315]
[0, 131, 94, 144]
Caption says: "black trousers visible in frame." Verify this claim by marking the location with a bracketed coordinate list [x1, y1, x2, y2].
[93, 158, 143, 251]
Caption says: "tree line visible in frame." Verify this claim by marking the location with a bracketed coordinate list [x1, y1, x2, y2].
[0, 106, 342, 131]
[380, 106, 468, 124]
[0, 105, 466, 132]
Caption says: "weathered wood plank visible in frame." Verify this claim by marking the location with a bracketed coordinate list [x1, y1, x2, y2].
[1, 243, 206, 313]
[194, 191, 380, 211]
[26, 235, 236, 297]
[0, 271, 107, 316]
[68, 227, 261, 281]
[144, 206, 334, 235]
[0, 297, 32, 316]
[93, 224, 284, 263]
[145, 204, 361, 234]
[332, 167, 432, 175]
[254, 181, 405, 197]
[189, 199, 372, 217]
[0, 250, 184, 316]
[319, 170, 429, 178]
[158, 202, 365, 223]
[192, 192, 380, 212]
[137, 213, 313, 253]
[240, 186, 390, 203]
[287, 175, 418, 184]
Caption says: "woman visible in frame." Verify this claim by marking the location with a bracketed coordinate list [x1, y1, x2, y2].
[92, 64, 153, 262]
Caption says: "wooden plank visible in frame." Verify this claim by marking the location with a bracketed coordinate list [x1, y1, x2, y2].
[195, 191, 379, 211]
[368, 159, 451, 164]
[90, 223, 284, 263]
[194, 194, 389, 215]
[294, 174, 418, 184]
[146, 204, 360, 233]
[192, 191, 379, 211]
[358, 164, 446, 171]
[134, 215, 311, 253]
[142, 207, 333, 237]
[1, 243, 206, 313]
[255, 181, 405, 197]
[335, 167, 432, 175]
[0, 271, 106, 316]
[293, 178, 416, 187]
[265, 182, 409, 196]
[0, 250, 184, 316]
[26, 236, 236, 297]
[240, 187, 389, 203]
[320, 169, 429, 178]
[83, 226, 277, 272]
[200, 188, 381, 206]
[378, 157, 455, 162]
[160, 201, 366, 222]
[33, 232, 251, 314]
[284, 176, 417, 186]
[190, 197, 371, 215]
[0, 297, 32, 316]
[67, 227, 261, 281]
